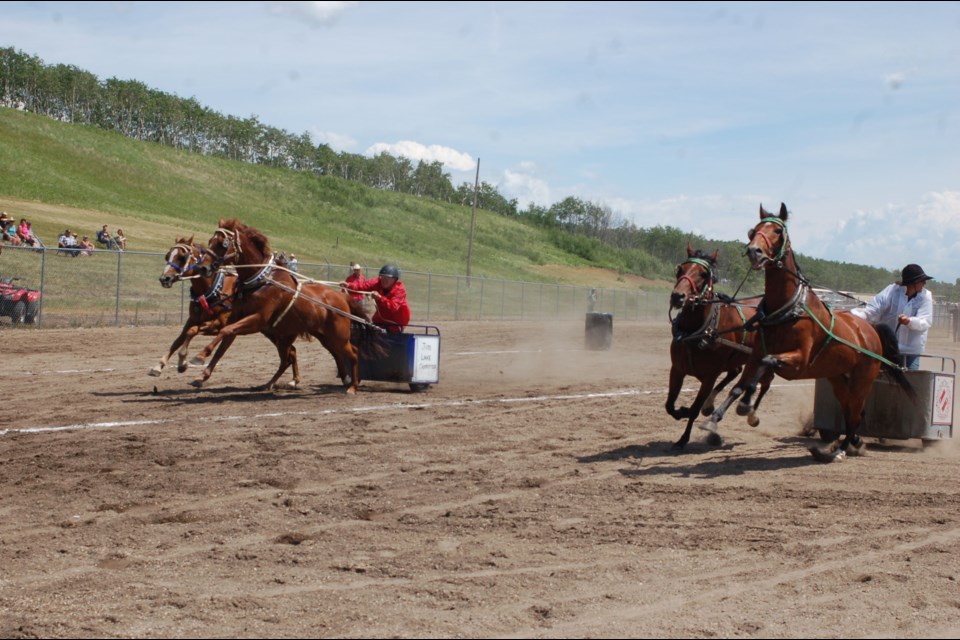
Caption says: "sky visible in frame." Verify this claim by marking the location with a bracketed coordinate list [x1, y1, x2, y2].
[4, 1, 960, 283]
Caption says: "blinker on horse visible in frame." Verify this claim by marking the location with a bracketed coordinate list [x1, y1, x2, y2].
[700, 203, 915, 462]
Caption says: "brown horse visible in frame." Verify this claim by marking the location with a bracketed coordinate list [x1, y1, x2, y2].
[667, 244, 772, 448]
[702, 203, 914, 462]
[153, 238, 301, 390]
[194, 219, 366, 393]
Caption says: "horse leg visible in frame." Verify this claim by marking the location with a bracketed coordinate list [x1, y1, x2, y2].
[176, 325, 201, 373]
[190, 333, 223, 366]
[287, 344, 301, 389]
[665, 366, 692, 421]
[190, 334, 237, 387]
[809, 371, 872, 462]
[736, 356, 779, 416]
[256, 334, 297, 391]
[703, 367, 741, 416]
[673, 376, 717, 449]
[150, 323, 195, 376]
[698, 360, 771, 438]
[745, 369, 775, 427]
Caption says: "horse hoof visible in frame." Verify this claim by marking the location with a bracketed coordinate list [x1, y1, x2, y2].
[189, 380, 204, 388]
[286, 380, 299, 389]
[177, 364, 189, 373]
[345, 386, 357, 395]
[697, 419, 718, 434]
[844, 440, 866, 457]
[701, 404, 715, 417]
[148, 367, 162, 377]
[747, 413, 760, 427]
[705, 431, 723, 447]
[735, 402, 751, 417]
[809, 445, 845, 463]
[189, 356, 205, 366]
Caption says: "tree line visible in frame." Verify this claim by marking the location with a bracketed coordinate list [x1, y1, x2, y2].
[2, 46, 955, 300]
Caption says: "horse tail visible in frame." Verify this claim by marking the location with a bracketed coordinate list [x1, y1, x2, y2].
[873, 323, 917, 403]
[347, 296, 369, 322]
[346, 295, 389, 359]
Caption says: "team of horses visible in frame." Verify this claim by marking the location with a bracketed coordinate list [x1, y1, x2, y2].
[151, 220, 373, 395]
[669, 203, 915, 462]
[155, 209, 915, 463]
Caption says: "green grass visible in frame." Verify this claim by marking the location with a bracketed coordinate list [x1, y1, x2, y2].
[0, 107, 634, 288]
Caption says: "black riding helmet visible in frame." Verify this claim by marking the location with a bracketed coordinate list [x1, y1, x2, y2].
[379, 264, 400, 279]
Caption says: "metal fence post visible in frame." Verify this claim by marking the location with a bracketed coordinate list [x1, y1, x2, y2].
[38, 247, 47, 327]
[115, 250, 122, 326]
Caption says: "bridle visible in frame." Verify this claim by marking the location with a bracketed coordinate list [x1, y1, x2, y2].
[205, 227, 242, 270]
[164, 243, 205, 278]
[747, 216, 790, 268]
[673, 257, 715, 307]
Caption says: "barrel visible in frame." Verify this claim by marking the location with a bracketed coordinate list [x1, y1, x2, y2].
[585, 312, 613, 350]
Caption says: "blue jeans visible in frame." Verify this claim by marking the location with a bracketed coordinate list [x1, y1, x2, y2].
[902, 354, 920, 371]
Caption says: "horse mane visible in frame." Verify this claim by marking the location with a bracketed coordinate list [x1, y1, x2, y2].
[219, 218, 272, 258]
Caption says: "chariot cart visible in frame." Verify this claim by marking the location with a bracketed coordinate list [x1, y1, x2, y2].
[356, 324, 441, 392]
[814, 354, 955, 447]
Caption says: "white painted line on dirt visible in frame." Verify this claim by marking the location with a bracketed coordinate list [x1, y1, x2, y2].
[452, 349, 580, 355]
[11, 368, 119, 375]
[0, 382, 812, 439]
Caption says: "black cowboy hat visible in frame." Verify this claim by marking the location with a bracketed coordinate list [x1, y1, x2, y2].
[897, 264, 933, 286]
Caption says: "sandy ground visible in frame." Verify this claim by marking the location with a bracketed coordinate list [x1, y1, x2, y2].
[1, 319, 959, 638]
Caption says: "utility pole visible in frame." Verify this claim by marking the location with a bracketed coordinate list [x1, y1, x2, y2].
[466, 157, 480, 284]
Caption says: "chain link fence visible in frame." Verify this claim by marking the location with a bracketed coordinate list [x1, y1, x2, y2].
[0, 245, 668, 328]
[3, 244, 958, 336]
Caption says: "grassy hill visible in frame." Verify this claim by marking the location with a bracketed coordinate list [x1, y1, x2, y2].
[0, 107, 666, 291]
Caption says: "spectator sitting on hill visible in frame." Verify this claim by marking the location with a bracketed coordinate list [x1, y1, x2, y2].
[78, 235, 95, 257]
[97, 224, 116, 249]
[17, 218, 37, 247]
[1, 212, 20, 245]
[114, 228, 127, 251]
[58, 229, 79, 257]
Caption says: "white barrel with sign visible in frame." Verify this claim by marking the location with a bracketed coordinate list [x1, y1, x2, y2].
[814, 354, 955, 446]
[356, 324, 440, 392]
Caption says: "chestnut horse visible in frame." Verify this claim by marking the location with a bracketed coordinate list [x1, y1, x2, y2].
[194, 219, 366, 393]
[153, 238, 301, 390]
[667, 244, 773, 448]
[701, 204, 914, 462]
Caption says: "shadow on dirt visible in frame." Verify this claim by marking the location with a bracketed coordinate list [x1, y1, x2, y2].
[579, 436, 829, 478]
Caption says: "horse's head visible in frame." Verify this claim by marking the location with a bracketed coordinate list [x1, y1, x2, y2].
[196, 218, 272, 277]
[159, 236, 202, 288]
[746, 203, 790, 270]
[195, 219, 241, 277]
[671, 242, 718, 309]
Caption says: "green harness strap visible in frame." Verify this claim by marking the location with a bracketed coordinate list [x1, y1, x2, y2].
[800, 302, 902, 369]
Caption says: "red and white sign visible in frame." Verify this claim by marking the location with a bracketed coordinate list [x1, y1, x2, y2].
[932, 375, 954, 426]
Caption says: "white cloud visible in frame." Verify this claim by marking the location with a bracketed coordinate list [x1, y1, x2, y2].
[310, 129, 357, 151]
[267, 1, 359, 27]
[365, 141, 475, 171]
[501, 168, 551, 209]
[821, 191, 960, 284]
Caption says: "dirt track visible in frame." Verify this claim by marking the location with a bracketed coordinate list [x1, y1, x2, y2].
[2, 320, 959, 638]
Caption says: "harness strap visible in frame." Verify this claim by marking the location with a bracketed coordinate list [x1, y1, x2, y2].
[272, 276, 303, 328]
[801, 302, 902, 369]
[807, 304, 836, 366]
[264, 276, 382, 329]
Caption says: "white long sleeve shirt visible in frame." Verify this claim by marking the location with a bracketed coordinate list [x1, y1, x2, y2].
[849, 283, 933, 356]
